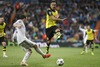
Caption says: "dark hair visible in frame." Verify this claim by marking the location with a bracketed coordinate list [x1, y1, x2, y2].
[18, 15, 26, 19]
[50, 0, 57, 4]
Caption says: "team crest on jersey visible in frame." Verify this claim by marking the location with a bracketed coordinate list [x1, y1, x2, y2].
[49, 11, 52, 15]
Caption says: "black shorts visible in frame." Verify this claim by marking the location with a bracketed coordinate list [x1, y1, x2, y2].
[0, 36, 5, 43]
[46, 26, 58, 40]
[86, 40, 94, 45]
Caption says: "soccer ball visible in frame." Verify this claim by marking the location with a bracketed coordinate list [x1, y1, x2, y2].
[56, 58, 64, 66]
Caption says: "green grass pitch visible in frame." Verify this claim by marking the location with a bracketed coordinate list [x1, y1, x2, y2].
[0, 46, 100, 67]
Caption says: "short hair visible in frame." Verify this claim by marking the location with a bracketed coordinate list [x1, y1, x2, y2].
[50, 0, 57, 4]
[18, 15, 26, 19]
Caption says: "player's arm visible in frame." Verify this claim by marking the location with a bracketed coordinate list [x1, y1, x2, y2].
[4, 23, 7, 36]
[47, 10, 66, 21]
[13, 20, 22, 28]
[94, 30, 98, 32]
[79, 25, 85, 32]
[12, 30, 17, 42]
[85, 32, 87, 38]
[92, 30, 97, 40]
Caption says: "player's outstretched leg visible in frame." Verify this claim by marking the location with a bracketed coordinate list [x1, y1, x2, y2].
[46, 40, 50, 54]
[46, 43, 50, 54]
[33, 45, 51, 58]
[42, 54, 51, 59]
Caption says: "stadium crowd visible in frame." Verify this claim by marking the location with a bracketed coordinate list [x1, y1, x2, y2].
[0, 0, 100, 42]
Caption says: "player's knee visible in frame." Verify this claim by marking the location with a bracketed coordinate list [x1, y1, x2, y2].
[33, 45, 38, 49]
[2, 42, 6, 46]
[28, 49, 32, 53]
[54, 31, 62, 39]
[55, 29, 60, 32]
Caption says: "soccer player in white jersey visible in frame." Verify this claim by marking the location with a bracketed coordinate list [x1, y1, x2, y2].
[12, 30, 17, 42]
[79, 25, 88, 53]
[12, 15, 51, 66]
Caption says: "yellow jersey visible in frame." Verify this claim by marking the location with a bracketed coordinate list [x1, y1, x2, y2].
[86, 29, 94, 40]
[46, 8, 58, 28]
[0, 22, 6, 37]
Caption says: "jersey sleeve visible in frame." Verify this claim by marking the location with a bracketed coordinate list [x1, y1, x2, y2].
[3, 22, 6, 32]
[92, 30, 95, 33]
[79, 26, 85, 32]
[14, 20, 23, 25]
[94, 30, 97, 32]
[47, 10, 53, 16]
[12, 30, 17, 39]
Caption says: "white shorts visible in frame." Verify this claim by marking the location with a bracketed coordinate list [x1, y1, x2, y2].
[83, 38, 86, 44]
[83, 35, 87, 44]
[19, 39, 36, 49]
[83, 37, 88, 45]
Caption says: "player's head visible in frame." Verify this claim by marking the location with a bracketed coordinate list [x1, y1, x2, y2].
[19, 15, 27, 22]
[50, 1, 57, 10]
[84, 26, 87, 29]
[0, 14, 4, 24]
[87, 25, 91, 30]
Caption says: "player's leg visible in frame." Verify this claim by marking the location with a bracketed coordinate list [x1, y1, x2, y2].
[2, 42, 8, 57]
[53, 28, 62, 40]
[45, 27, 53, 54]
[25, 39, 51, 58]
[84, 38, 88, 53]
[33, 44, 51, 58]
[46, 38, 51, 54]
[1, 37, 8, 57]
[85, 45, 88, 53]
[80, 44, 86, 55]
[46, 27, 62, 54]
[81, 40, 89, 55]
[90, 40, 94, 55]
[20, 46, 32, 66]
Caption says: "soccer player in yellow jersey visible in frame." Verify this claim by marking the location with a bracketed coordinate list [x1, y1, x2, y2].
[0, 15, 8, 57]
[81, 25, 97, 55]
[45, 1, 66, 54]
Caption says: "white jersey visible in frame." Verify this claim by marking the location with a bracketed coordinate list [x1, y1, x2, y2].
[79, 26, 87, 44]
[12, 30, 17, 40]
[13, 19, 27, 44]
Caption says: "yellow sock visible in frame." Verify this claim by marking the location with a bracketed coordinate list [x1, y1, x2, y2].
[3, 47, 6, 55]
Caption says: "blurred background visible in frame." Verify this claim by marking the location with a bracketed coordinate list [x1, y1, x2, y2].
[0, 0, 100, 47]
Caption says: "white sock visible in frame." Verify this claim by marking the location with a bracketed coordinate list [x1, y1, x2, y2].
[34, 46, 44, 56]
[22, 51, 31, 63]
[3, 52, 6, 55]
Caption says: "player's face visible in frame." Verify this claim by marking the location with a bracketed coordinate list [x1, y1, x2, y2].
[50, 2, 56, 10]
[23, 17, 27, 22]
[0, 17, 4, 24]
[87, 26, 90, 30]
[84, 26, 87, 29]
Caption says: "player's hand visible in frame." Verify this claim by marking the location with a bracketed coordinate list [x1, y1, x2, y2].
[56, 14, 60, 18]
[79, 24, 82, 27]
[17, 25, 22, 28]
[11, 38, 14, 42]
[62, 18, 67, 21]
